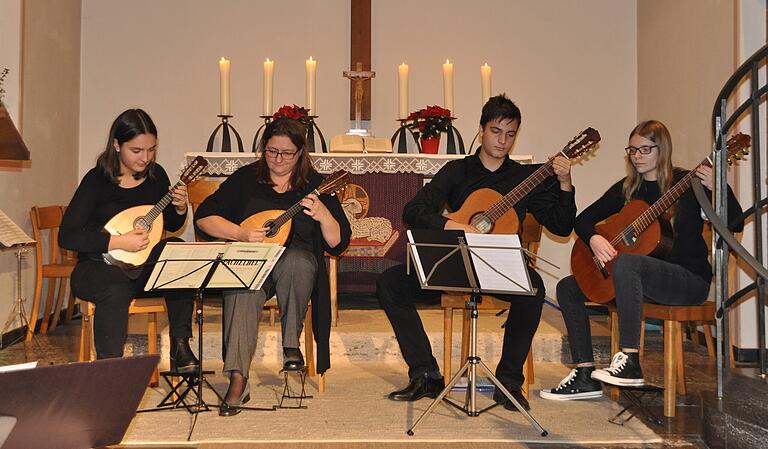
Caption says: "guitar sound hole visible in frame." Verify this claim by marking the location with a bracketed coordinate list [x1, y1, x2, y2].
[470, 214, 493, 234]
[264, 221, 277, 237]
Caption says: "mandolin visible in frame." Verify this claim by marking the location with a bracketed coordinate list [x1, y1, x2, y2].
[570, 133, 750, 304]
[102, 156, 209, 270]
[444, 128, 601, 234]
[240, 170, 349, 245]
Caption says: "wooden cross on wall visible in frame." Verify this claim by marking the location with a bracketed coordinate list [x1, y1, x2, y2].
[350, 0, 371, 121]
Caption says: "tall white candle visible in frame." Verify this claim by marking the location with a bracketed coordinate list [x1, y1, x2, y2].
[262, 58, 274, 116]
[306, 56, 317, 114]
[218, 57, 231, 116]
[398, 63, 409, 120]
[480, 63, 492, 106]
[442, 59, 454, 114]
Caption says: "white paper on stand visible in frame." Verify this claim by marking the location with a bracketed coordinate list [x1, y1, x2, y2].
[463, 233, 531, 293]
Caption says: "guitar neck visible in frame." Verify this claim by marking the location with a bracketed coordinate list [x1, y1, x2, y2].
[610, 164, 702, 247]
[144, 180, 183, 225]
[484, 160, 555, 222]
[270, 188, 320, 228]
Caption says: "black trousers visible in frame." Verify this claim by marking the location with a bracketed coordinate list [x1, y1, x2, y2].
[70, 237, 194, 359]
[377, 263, 544, 389]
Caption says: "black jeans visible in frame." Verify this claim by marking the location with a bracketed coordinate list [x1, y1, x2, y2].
[70, 237, 194, 359]
[557, 253, 711, 364]
[377, 263, 545, 389]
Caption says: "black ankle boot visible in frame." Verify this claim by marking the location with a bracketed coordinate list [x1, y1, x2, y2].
[170, 337, 199, 374]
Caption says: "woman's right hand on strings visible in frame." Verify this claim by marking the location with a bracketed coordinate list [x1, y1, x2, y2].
[237, 226, 268, 242]
[589, 234, 617, 263]
[111, 229, 149, 252]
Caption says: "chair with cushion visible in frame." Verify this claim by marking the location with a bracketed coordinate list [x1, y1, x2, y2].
[441, 213, 543, 399]
[26, 205, 77, 340]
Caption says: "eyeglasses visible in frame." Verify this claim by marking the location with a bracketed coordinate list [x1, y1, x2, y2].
[264, 147, 300, 160]
[625, 145, 658, 155]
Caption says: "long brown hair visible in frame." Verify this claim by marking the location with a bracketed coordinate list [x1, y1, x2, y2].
[96, 109, 158, 183]
[254, 117, 312, 191]
[622, 120, 673, 203]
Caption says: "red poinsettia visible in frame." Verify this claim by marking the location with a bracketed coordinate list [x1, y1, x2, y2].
[405, 105, 452, 139]
[272, 104, 311, 123]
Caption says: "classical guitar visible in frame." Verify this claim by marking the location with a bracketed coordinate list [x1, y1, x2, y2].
[570, 133, 750, 304]
[240, 170, 349, 245]
[102, 156, 209, 270]
[444, 127, 601, 234]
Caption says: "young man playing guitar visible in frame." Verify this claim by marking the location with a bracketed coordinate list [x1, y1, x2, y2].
[60, 109, 199, 373]
[195, 117, 351, 416]
[377, 95, 576, 411]
[541, 120, 744, 400]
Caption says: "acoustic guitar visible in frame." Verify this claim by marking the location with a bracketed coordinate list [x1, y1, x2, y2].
[240, 170, 349, 245]
[570, 133, 750, 304]
[444, 128, 601, 234]
[102, 156, 209, 270]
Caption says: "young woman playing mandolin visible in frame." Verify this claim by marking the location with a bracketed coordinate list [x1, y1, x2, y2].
[195, 117, 350, 416]
[59, 109, 199, 372]
[541, 120, 743, 400]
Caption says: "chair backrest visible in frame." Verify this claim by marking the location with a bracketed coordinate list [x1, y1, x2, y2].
[30, 205, 74, 266]
[187, 179, 223, 241]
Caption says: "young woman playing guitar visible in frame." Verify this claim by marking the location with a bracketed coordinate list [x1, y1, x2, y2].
[195, 117, 351, 416]
[540, 120, 743, 400]
[59, 109, 199, 373]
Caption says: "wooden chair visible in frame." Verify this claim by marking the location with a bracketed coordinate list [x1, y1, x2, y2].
[187, 179, 325, 392]
[78, 297, 167, 386]
[441, 213, 543, 399]
[607, 301, 715, 417]
[26, 205, 77, 340]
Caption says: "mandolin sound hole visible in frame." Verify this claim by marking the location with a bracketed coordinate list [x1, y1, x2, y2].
[470, 214, 493, 234]
[264, 220, 278, 237]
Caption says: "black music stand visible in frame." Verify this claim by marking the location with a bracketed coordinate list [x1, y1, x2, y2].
[140, 242, 283, 439]
[404, 230, 548, 437]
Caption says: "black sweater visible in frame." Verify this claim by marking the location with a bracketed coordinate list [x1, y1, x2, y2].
[574, 169, 744, 283]
[59, 164, 186, 260]
[403, 153, 577, 238]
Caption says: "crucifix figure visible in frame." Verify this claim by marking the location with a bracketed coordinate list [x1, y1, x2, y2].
[343, 62, 375, 136]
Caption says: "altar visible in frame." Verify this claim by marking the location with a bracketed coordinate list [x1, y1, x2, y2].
[185, 152, 533, 297]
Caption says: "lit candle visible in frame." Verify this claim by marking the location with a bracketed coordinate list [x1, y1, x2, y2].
[218, 57, 231, 116]
[442, 59, 454, 114]
[262, 58, 274, 116]
[398, 63, 409, 120]
[480, 63, 492, 106]
[306, 56, 317, 114]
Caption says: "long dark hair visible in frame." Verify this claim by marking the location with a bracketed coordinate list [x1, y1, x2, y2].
[96, 108, 158, 183]
[255, 117, 312, 191]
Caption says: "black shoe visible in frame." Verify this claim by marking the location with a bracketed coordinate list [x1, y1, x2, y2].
[493, 383, 531, 411]
[591, 351, 645, 387]
[219, 381, 251, 417]
[540, 367, 603, 400]
[170, 337, 199, 374]
[388, 373, 444, 401]
[282, 347, 305, 371]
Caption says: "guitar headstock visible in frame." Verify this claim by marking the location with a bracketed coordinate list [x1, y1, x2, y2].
[561, 127, 601, 159]
[317, 170, 349, 197]
[180, 156, 209, 184]
[704, 133, 750, 168]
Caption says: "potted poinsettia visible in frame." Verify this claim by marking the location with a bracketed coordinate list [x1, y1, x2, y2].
[272, 104, 311, 124]
[405, 105, 452, 154]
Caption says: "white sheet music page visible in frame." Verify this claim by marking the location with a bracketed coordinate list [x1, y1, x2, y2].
[211, 242, 285, 290]
[145, 242, 228, 290]
[463, 233, 531, 293]
[0, 209, 34, 248]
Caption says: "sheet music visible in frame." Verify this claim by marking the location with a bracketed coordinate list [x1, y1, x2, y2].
[406, 229, 428, 283]
[0, 209, 34, 249]
[211, 242, 285, 290]
[464, 233, 531, 293]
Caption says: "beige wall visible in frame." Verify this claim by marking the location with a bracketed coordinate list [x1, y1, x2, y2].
[79, 0, 638, 296]
[0, 0, 80, 330]
[637, 0, 735, 168]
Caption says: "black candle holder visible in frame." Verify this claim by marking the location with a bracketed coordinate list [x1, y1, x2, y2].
[252, 115, 273, 152]
[390, 119, 420, 153]
[445, 119, 465, 155]
[206, 115, 244, 152]
[253, 115, 327, 153]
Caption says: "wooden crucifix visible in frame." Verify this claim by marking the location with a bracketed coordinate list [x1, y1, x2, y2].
[344, 62, 375, 133]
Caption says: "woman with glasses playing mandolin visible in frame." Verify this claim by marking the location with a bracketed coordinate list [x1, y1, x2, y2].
[541, 120, 744, 401]
[195, 117, 350, 416]
[59, 108, 199, 373]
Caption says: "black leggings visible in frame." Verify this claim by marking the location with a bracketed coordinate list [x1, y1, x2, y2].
[70, 238, 194, 359]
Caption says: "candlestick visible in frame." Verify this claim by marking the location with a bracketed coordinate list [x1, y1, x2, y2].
[306, 56, 317, 114]
[398, 63, 409, 120]
[442, 59, 454, 114]
[219, 57, 231, 116]
[480, 63, 492, 106]
[262, 58, 274, 116]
